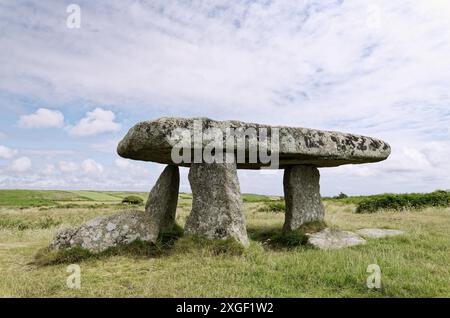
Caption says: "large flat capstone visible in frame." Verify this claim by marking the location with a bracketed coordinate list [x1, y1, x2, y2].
[117, 117, 391, 169]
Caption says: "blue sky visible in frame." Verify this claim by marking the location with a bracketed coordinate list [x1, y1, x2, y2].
[1, 0, 450, 195]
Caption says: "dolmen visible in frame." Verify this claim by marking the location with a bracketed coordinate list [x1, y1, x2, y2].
[51, 117, 390, 252]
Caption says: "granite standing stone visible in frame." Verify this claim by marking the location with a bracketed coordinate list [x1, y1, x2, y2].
[283, 165, 325, 232]
[185, 161, 249, 246]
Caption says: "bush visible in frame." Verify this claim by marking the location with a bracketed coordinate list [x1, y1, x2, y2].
[122, 195, 144, 205]
[334, 192, 348, 199]
[356, 190, 450, 213]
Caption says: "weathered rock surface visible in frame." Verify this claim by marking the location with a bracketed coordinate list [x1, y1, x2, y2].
[283, 165, 325, 232]
[117, 117, 391, 168]
[357, 228, 404, 238]
[185, 161, 249, 246]
[145, 165, 180, 242]
[307, 228, 366, 250]
[50, 210, 152, 253]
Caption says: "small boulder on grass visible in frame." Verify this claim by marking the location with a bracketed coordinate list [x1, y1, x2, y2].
[121, 195, 144, 205]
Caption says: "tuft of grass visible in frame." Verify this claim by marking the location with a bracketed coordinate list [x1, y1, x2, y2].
[249, 221, 326, 249]
[33, 246, 94, 266]
[174, 236, 246, 256]
[0, 216, 61, 231]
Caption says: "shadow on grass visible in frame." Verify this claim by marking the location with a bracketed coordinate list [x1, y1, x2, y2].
[247, 221, 326, 250]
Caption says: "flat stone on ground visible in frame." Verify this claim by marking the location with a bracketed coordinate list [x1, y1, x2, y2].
[357, 228, 404, 238]
[306, 228, 366, 250]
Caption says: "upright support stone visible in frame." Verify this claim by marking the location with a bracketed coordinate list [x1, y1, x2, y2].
[185, 162, 249, 247]
[283, 165, 325, 232]
[146, 165, 180, 242]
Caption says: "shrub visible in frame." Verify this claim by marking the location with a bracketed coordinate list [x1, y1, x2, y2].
[356, 190, 450, 213]
[334, 192, 348, 199]
[122, 195, 144, 205]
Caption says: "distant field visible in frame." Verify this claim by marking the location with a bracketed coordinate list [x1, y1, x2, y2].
[0, 190, 276, 207]
[0, 190, 151, 207]
[0, 189, 449, 297]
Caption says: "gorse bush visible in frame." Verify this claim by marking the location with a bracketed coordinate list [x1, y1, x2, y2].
[121, 195, 144, 205]
[334, 192, 348, 199]
[356, 190, 450, 213]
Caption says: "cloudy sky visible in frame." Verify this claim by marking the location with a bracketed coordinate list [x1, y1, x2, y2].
[1, 0, 449, 196]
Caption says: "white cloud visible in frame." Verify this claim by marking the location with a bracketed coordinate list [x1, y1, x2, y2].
[81, 159, 104, 175]
[68, 108, 121, 137]
[0, 145, 18, 159]
[10, 157, 32, 172]
[90, 139, 120, 154]
[115, 158, 150, 177]
[115, 158, 131, 169]
[58, 161, 78, 173]
[42, 164, 56, 175]
[18, 108, 64, 129]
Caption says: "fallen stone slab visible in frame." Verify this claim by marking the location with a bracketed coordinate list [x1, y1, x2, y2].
[357, 228, 404, 238]
[50, 210, 153, 253]
[185, 161, 249, 246]
[117, 117, 391, 169]
[306, 228, 366, 250]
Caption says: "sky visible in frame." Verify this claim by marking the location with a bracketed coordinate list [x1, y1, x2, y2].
[0, 0, 449, 196]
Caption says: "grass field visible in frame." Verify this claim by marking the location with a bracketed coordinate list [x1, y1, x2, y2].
[0, 190, 449, 297]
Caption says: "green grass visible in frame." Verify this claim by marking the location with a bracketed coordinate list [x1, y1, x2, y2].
[0, 190, 449, 297]
[242, 193, 280, 202]
[0, 215, 61, 231]
[0, 190, 80, 207]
